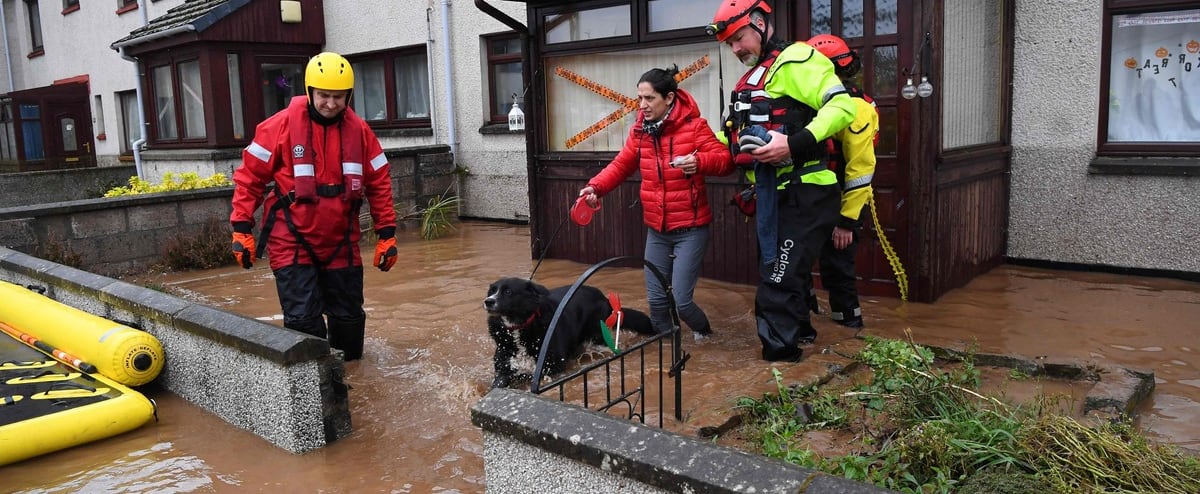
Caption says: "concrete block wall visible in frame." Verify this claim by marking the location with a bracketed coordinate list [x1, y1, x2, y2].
[0, 188, 235, 276]
[0, 248, 348, 453]
[0, 166, 138, 208]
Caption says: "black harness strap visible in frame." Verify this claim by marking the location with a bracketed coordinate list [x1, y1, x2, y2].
[256, 186, 360, 268]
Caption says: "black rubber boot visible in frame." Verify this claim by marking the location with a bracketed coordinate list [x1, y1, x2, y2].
[286, 316, 327, 339]
[328, 315, 366, 361]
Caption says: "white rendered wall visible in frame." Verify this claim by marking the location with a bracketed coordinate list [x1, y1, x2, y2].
[1, 1, 186, 166]
[1009, 0, 1200, 273]
[326, 0, 530, 221]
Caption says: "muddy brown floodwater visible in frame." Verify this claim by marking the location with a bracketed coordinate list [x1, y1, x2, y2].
[4, 221, 1199, 492]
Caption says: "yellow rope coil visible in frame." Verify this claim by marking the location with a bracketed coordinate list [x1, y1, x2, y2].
[868, 192, 909, 301]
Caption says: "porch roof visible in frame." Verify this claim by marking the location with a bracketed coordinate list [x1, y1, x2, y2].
[110, 0, 251, 51]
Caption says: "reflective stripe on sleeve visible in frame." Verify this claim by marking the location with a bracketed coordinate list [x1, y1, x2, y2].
[246, 141, 272, 163]
[844, 173, 873, 191]
[294, 164, 315, 177]
[822, 84, 847, 105]
[342, 162, 363, 176]
[369, 153, 388, 171]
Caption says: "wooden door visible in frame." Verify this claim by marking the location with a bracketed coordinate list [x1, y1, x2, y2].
[48, 101, 96, 169]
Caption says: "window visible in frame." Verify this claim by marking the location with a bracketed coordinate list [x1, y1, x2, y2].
[1101, 5, 1200, 151]
[942, 0, 1005, 150]
[348, 48, 431, 128]
[484, 33, 523, 124]
[227, 54, 245, 140]
[117, 0, 138, 14]
[260, 61, 304, 119]
[0, 101, 16, 161]
[118, 90, 139, 154]
[63, 0, 79, 13]
[93, 95, 105, 138]
[150, 59, 207, 142]
[647, 0, 711, 32]
[19, 104, 44, 160]
[545, 5, 632, 44]
[546, 42, 741, 152]
[25, 0, 43, 53]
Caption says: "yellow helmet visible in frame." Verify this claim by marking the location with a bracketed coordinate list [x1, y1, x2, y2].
[304, 52, 354, 94]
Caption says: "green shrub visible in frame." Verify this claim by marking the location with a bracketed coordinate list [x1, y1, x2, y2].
[160, 218, 236, 271]
[104, 172, 231, 197]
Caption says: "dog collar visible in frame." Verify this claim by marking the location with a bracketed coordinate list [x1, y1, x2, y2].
[506, 310, 540, 331]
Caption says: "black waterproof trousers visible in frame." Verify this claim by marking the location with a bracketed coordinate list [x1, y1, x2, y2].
[755, 181, 839, 362]
[818, 220, 863, 326]
[273, 264, 367, 361]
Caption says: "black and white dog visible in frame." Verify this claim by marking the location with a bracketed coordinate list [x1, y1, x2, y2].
[484, 277, 654, 389]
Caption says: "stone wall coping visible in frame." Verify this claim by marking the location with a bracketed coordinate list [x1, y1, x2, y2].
[472, 388, 896, 493]
[0, 247, 328, 365]
[0, 187, 234, 220]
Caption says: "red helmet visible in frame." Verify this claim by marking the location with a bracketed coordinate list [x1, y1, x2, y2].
[808, 34, 854, 68]
[707, 0, 771, 42]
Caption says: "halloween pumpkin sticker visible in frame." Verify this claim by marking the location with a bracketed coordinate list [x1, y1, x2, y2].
[1188, 40, 1200, 54]
[1124, 57, 1138, 69]
[1155, 47, 1169, 58]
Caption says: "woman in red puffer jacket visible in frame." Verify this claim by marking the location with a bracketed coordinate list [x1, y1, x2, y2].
[578, 65, 734, 338]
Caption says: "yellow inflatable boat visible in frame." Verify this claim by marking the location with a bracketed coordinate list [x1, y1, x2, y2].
[0, 281, 160, 466]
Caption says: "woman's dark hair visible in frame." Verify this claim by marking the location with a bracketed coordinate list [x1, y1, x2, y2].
[638, 64, 680, 98]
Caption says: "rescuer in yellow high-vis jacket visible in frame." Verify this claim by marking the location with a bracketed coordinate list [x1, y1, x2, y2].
[805, 34, 880, 330]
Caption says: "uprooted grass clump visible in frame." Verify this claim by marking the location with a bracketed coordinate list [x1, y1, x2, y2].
[731, 333, 1200, 493]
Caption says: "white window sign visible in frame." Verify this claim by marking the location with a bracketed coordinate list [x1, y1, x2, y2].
[1107, 8, 1200, 142]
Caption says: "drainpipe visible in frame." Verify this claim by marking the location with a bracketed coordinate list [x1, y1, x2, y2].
[439, 0, 457, 159]
[112, 22, 196, 180]
[0, 1, 13, 92]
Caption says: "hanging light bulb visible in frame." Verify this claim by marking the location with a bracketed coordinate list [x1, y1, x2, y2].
[507, 95, 525, 132]
[901, 77, 917, 100]
[917, 75, 934, 98]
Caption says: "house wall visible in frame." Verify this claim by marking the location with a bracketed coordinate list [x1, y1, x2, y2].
[1009, 1, 1200, 273]
[324, 1, 530, 221]
[3, 1, 528, 221]
[0, 1, 186, 164]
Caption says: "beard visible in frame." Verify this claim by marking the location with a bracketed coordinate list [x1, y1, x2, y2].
[737, 51, 758, 66]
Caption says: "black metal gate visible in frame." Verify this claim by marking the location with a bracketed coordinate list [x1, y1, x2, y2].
[529, 257, 688, 428]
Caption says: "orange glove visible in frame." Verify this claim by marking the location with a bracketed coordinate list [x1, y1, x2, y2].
[374, 237, 397, 272]
[232, 232, 256, 269]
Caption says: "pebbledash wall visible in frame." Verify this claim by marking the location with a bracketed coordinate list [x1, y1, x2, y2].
[0, 247, 349, 453]
[1007, 0, 1200, 274]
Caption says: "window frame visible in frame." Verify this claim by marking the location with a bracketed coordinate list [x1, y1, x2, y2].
[483, 32, 525, 125]
[62, 0, 80, 15]
[25, 0, 43, 56]
[1097, 0, 1200, 159]
[147, 56, 210, 145]
[346, 47, 432, 129]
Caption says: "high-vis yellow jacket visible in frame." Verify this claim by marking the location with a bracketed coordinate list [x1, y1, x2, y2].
[764, 42, 856, 186]
[831, 96, 878, 226]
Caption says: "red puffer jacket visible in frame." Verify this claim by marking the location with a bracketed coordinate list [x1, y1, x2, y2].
[587, 88, 733, 233]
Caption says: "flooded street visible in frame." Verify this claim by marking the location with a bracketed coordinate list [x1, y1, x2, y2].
[4, 220, 1199, 492]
